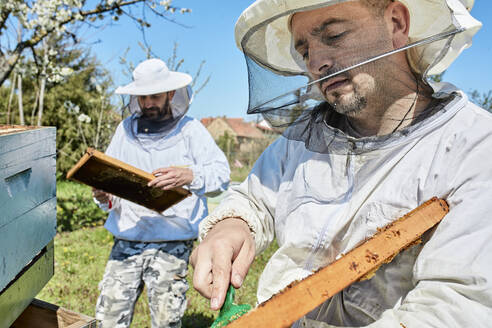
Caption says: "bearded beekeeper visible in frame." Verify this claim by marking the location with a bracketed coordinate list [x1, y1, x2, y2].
[92, 58, 230, 328]
[191, 0, 492, 327]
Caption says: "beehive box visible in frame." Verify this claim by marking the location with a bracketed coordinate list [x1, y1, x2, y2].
[0, 125, 57, 327]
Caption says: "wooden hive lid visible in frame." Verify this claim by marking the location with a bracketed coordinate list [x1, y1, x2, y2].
[0, 125, 41, 136]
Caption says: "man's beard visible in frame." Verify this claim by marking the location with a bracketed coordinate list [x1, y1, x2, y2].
[318, 71, 369, 116]
[137, 97, 176, 134]
[141, 98, 172, 121]
[331, 90, 368, 115]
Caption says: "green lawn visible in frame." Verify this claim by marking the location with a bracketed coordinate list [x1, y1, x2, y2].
[37, 225, 278, 328]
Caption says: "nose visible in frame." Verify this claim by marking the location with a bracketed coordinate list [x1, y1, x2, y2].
[141, 96, 153, 108]
[306, 46, 334, 77]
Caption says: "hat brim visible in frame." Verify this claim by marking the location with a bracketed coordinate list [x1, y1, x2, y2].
[115, 71, 192, 95]
[235, 0, 482, 76]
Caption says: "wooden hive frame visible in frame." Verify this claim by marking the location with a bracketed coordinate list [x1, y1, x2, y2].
[67, 148, 191, 212]
[227, 198, 449, 328]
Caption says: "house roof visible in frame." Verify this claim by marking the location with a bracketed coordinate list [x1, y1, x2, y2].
[225, 118, 264, 139]
[200, 117, 214, 127]
[200, 117, 264, 139]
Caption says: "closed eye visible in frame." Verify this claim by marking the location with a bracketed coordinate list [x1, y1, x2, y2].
[321, 31, 348, 45]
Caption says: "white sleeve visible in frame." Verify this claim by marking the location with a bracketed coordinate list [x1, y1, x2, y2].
[187, 120, 231, 197]
[199, 137, 290, 254]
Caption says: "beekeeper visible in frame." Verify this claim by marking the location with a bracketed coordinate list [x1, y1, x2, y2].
[191, 0, 492, 327]
[92, 58, 230, 328]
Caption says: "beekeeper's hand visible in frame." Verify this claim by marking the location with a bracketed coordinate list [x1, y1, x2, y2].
[92, 188, 111, 204]
[190, 218, 255, 310]
[148, 167, 193, 190]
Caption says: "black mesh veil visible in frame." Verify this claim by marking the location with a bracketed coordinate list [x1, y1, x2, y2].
[237, 0, 481, 154]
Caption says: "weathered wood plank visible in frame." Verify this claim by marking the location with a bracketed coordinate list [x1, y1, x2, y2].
[227, 198, 449, 328]
[0, 125, 38, 136]
[12, 298, 97, 328]
[0, 155, 56, 228]
[0, 127, 55, 165]
[0, 197, 56, 292]
[0, 241, 54, 328]
[0, 126, 56, 229]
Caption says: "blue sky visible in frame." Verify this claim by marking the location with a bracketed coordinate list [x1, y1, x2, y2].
[90, 1, 492, 120]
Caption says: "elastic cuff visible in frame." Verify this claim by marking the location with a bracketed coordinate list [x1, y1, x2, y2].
[189, 165, 204, 191]
[199, 208, 257, 242]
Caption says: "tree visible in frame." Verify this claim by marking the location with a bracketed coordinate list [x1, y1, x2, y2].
[470, 90, 492, 112]
[216, 131, 237, 161]
[46, 51, 120, 177]
[0, 0, 191, 88]
[0, 43, 120, 177]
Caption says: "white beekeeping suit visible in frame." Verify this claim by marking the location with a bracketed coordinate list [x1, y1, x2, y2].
[95, 58, 231, 328]
[103, 114, 231, 242]
[198, 1, 492, 327]
[97, 59, 231, 242]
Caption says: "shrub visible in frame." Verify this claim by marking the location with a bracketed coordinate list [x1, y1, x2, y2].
[57, 180, 107, 232]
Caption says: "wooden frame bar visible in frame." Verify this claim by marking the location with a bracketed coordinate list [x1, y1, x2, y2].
[67, 148, 191, 212]
[227, 198, 449, 328]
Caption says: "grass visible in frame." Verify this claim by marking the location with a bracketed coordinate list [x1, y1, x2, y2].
[37, 225, 278, 328]
[230, 166, 251, 183]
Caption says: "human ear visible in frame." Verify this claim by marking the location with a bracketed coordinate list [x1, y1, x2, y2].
[384, 1, 410, 49]
[167, 90, 176, 101]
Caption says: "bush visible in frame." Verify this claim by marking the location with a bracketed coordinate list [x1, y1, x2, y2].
[57, 180, 107, 232]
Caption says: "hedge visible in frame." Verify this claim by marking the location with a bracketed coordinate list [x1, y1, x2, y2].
[57, 180, 107, 232]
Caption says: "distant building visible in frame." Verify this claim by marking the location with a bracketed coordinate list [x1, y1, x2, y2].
[201, 117, 265, 148]
[256, 119, 281, 136]
[201, 117, 280, 164]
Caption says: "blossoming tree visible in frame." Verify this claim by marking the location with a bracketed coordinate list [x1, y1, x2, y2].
[0, 0, 190, 87]
[0, 0, 189, 125]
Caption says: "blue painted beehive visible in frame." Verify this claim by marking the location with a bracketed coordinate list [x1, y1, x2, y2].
[0, 125, 56, 326]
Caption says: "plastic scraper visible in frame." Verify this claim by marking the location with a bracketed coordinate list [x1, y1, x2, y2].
[211, 285, 252, 327]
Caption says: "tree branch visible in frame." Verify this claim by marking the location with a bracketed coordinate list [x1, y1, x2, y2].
[0, 0, 149, 86]
[0, 10, 11, 35]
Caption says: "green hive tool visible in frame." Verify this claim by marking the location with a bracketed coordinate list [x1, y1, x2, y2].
[211, 285, 252, 328]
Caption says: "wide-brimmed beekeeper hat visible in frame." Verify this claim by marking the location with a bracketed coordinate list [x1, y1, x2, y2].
[115, 58, 192, 95]
[235, 0, 482, 77]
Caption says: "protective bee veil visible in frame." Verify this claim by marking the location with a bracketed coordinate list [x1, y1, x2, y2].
[236, 0, 481, 154]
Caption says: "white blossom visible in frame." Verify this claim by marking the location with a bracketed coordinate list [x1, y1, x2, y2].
[77, 113, 91, 123]
[60, 67, 73, 76]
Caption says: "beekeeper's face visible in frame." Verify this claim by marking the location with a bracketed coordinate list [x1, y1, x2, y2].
[291, 1, 408, 115]
[138, 90, 175, 120]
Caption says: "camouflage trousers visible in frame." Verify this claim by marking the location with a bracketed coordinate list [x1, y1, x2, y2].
[95, 239, 194, 328]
